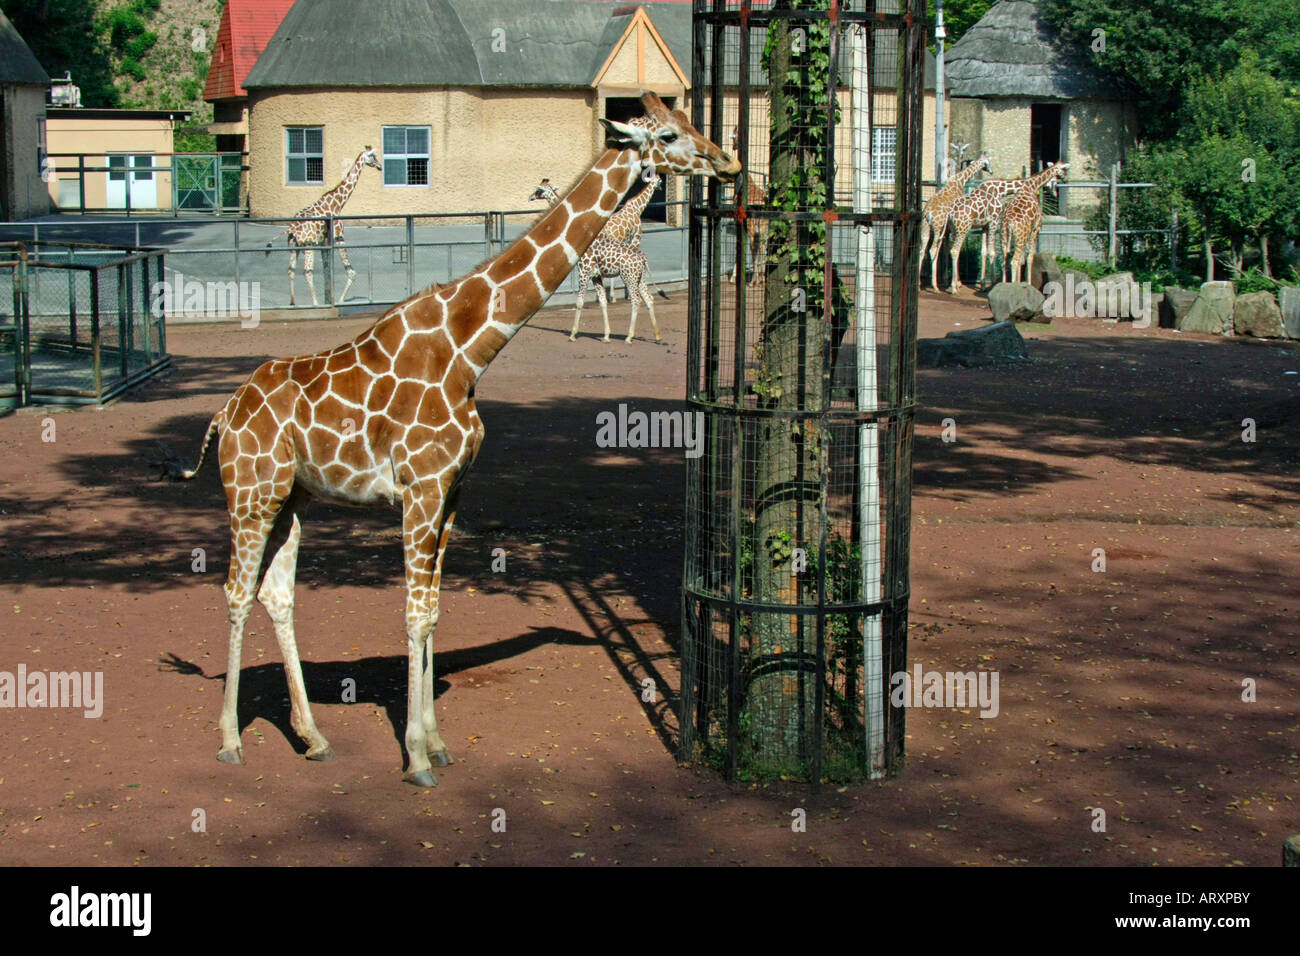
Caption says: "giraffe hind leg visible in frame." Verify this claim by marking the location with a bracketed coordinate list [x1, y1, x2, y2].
[571, 270, 590, 341]
[287, 247, 297, 307]
[421, 486, 460, 767]
[302, 249, 319, 307]
[595, 279, 611, 343]
[256, 487, 332, 761]
[336, 235, 356, 305]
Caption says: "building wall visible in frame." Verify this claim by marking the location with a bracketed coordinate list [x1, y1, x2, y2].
[45, 116, 177, 210]
[2, 85, 50, 220]
[247, 87, 600, 218]
[948, 95, 1132, 219]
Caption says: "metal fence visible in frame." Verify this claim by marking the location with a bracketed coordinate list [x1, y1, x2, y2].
[44, 153, 248, 216]
[0, 241, 168, 408]
[0, 206, 694, 315]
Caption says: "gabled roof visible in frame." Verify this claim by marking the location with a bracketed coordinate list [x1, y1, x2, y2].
[203, 0, 296, 102]
[945, 0, 1130, 100]
[0, 8, 50, 86]
[243, 0, 693, 90]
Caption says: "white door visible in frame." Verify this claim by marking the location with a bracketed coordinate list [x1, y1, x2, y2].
[106, 154, 158, 209]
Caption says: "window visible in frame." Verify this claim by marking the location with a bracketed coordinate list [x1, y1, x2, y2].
[872, 127, 897, 185]
[286, 127, 324, 185]
[382, 126, 430, 186]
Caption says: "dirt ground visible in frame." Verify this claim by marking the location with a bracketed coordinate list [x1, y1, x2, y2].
[0, 287, 1296, 867]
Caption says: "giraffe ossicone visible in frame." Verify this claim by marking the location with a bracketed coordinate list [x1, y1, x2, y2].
[170, 92, 739, 787]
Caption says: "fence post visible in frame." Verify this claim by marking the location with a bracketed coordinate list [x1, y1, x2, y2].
[407, 216, 415, 297]
[78, 155, 87, 215]
[324, 216, 335, 306]
[118, 263, 128, 382]
[1108, 162, 1119, 269]
[483, 213, 493, 260]
[67, 246, 77, 349]
[233, 219, 241, 290]
[90, 268, 102, 398]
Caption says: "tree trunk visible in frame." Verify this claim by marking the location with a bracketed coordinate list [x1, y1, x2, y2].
[1204, 236, 1214, 282]
[1259, 233, 1272, 279]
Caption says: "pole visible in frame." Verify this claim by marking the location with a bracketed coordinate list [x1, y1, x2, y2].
[934, 0, 947, 185]
[1108, 162, 1119, 268]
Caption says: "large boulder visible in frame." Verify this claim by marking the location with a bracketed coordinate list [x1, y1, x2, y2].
[1093, 272, 1140, 320]
[1159, 287, 1197, 329]
[916, 320, 1029, 368]
[1279, 286, 1300, 339]
[1029, 252, 1063, 290]
[1180, 281, 1235, 334]
[1233, 290, 1286, 338]
[987, 282, 1047, 323]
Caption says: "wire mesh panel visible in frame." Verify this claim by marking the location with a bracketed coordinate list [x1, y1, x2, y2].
[681, 0, 922, 783]
[0, 242, 169, 408]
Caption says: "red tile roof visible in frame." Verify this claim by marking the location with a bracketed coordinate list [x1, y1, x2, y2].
[204, 0, 297, 102]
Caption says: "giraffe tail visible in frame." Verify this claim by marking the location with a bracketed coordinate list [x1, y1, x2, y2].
[643, 259, 670, 300]
[264, 228, 290, 255]
[158, 410, 226, 481]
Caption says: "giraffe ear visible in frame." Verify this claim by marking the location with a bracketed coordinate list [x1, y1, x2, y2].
[600, 117, 648, 149]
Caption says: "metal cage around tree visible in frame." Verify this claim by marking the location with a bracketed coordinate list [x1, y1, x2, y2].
[680, 0, 923, 783]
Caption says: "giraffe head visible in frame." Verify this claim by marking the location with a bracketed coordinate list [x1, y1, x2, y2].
[1045, 161, 1069, 196]
[527, 178, 560, 206]
[359, 146, 381, 171]
[599, 92, 741, 183]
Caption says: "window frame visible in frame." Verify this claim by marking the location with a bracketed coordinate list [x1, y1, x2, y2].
[381, 125, 431, 188]
[871, 126, 897, 186]
[285, 126, 325, 186]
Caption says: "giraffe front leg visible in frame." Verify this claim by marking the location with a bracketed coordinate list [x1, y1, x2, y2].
[401, 486, 446, 787]
[948, 232, 965, 293]
[336, 240, 356, 304]
[287, 249, 297, 307]
[640, 275, 661, 342]
[303, 250, 319, 307]
[625, 271, 639, 343]
[422, 487, 460, 767]
[257, 491, 332, 761]
[571, 272, 589, 341]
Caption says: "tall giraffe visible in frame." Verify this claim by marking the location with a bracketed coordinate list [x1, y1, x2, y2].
[266, 146, 381, 306]
[946, 163, 1063, 293]
[167, 93, 739, 786]
[998, 162, 1069, 284]
[919, 152, 990, 291]
[528, 179, 667, 343]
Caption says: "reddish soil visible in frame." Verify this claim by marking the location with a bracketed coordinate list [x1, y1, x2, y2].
[1, 289, 1296, 866]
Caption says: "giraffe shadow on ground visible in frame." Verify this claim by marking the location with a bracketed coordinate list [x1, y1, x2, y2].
[159, 625, 597, 762]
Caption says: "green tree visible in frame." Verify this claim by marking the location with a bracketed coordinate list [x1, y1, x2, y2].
[925, 0, 995, 50]
[0, 0, 118, 106]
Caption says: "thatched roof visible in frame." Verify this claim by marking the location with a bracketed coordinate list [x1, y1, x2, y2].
[0, 9, 50, 86]
[945, 0, 1129, 100]
[244, 0, 691, 90]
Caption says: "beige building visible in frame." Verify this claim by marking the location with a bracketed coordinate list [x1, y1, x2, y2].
[44, 108, 190, 212]
[1, 9, 50, 220]
[242, 0, 940, 220]
[944, 0, 1136, 218]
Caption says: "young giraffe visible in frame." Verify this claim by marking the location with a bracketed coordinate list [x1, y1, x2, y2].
[728, 128, 768, 285]
[998, 163, 1068, 284]
[266, 146, 381, 306]
[946, 163, 1064, 293]
[528, 178, 666, 343]
[919, 152, 990, 291]
[167, 93, 739, 786]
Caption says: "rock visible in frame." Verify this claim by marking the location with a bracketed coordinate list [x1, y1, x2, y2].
[1279, 286, 1300, 339]
[1180, 281, 1235, 335]
[1232, 290, 1285, 338]
[916, 320, 1029, 368]
[1093, 272, 1139, 319]
[1286, 834, 1300, 867]
[1159, 287, 1197, 329]
[1029, 252, 1062, 290]
[987, 282, 1047, 323]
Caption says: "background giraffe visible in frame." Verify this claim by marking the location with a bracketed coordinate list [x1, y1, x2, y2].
[266, 146, 381, 306]
[946, 163, 1062, 293]
[167, 93, 740, 787]
[529, 179, 667, 342]
[919, 150, 991, 291]
[998, 163, 1069, 283]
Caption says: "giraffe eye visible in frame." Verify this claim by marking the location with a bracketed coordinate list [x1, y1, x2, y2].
[659, 131, 678, 144]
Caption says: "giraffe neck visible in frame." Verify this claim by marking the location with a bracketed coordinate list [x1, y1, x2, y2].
[323, 156, 365, 212]
[621, 175, 659, 217]
[419, 149, 645, 374]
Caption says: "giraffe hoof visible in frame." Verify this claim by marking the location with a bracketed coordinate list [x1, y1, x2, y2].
[602, 336, 611, 343]
[428, 748, 454, 767]
[216, 746, 244, 765]
[306, 745, 335, 762]
[403, 769, 438, 788]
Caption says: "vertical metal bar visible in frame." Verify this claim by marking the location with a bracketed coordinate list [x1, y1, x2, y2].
[1108, 162, 1119, 268]
[140, 257, 152, 367]
[155, 253, 167, 359]
[67, 246, 76, 349]
[407, 216, 416, 297]
[233, 219, 241, 290]
[118, 263, 128, 382]
[324, 216, 335, 305]
[78, 155, 86, 215]
[90, 268, 101, 397]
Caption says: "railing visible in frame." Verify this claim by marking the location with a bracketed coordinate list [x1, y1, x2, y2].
[0, 203, 695, 314]
[42, 152, 249, 216]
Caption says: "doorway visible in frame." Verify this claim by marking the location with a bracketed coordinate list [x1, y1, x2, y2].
[106, 154, 158, 209]
[1030, 104, 1063, 214]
